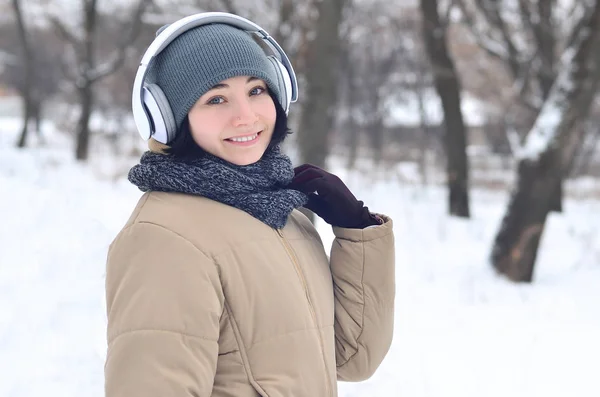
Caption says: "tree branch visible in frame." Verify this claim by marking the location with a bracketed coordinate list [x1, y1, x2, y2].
[480, 0, 520, 78]
[519, 0, 600, 163]
[48, 16, 79, 46]
[81, 0, 98, 85]
[565, 1, 593, 50]
[454, 0, 509, 62]
[48, 16, 81, 81]
[528, 0, 556, 99]
[88, 0, 152, 82]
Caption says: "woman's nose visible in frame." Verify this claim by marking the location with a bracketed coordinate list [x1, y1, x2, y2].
[232, 98, 258, 126]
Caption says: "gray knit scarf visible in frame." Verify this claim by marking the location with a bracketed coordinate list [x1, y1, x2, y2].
[128, 148, 308, 229]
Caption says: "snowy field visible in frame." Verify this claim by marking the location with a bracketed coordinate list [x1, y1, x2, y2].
[1, 117, 599, 397]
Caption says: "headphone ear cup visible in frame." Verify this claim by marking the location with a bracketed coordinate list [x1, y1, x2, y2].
[267, 56, 292, 114]
[143, 83, 177, 144]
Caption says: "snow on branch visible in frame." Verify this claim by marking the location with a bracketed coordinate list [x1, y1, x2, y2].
[516, 33, 589, 161]
[564, 1, 592, 49]
[516, 89, 566, 161]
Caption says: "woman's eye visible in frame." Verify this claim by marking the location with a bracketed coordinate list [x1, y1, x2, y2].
[250, 86, 266, 96]
[207, 97, 224, 105]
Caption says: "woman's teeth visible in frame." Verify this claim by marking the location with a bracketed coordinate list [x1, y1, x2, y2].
[229, 133, 258, 142]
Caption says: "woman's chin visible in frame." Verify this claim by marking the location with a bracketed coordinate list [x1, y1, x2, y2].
[223, 149, 267, 166]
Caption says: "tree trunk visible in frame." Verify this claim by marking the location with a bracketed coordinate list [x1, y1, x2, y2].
[75, 85, 93, 160]
[48, 0, 148, 159]
[345, 87, 359, 170]
[33, 100, 44, 142]
[16, 96, 31, 148]
[12, 0, 33, 149]
[549, 179, 563, 212]
[74, 0, 97, 161]
[533, 0, 556, 100]
[346, 124, 359, 169]
[491, 0, 600, 282]
[534, 0, 563, 213]
[491, 150, 557, 281]
[420, 0, 470, 217]
[370, 118, 384, 165]
[341, 44, 359, 170]
[297, 0, 346, 169]
[461, 0, 565, 212]
[417, 82, 430, 185]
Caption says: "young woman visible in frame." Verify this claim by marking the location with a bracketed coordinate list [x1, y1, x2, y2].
[105, 12, 395, 397]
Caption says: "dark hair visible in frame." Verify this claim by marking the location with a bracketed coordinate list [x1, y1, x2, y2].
[164, 89, 292, 160]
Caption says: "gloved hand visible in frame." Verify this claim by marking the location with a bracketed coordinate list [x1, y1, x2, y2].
[288, 164, 382, 229]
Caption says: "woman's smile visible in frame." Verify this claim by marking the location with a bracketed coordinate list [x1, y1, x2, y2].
[225, 130, 263, 146]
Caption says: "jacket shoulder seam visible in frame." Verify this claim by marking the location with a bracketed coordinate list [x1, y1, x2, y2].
[124, 220, 213, 260]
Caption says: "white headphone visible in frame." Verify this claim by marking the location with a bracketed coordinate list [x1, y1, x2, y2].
[132, 12, 299, 144]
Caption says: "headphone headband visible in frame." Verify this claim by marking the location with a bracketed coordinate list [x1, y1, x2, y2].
[132, 12, 298, 140]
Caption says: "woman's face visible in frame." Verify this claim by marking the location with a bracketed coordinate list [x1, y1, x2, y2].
[188, 75, 277, 166]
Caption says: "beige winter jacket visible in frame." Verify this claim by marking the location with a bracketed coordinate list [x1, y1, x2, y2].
[105, 191, 395, 397]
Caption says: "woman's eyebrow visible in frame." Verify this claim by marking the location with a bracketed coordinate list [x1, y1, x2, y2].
[209, 83, 228, 90]
[209, 77, 261, 91]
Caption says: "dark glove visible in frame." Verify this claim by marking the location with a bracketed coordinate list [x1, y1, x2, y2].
[288, 164, 382, 229]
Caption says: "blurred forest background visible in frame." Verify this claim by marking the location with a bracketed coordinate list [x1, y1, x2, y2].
[1, 0, 599, 284]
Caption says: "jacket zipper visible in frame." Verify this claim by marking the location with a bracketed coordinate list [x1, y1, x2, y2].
[276, 229, 332, 397]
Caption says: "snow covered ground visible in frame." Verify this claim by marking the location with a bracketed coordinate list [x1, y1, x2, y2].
[1, 117, 599, 397]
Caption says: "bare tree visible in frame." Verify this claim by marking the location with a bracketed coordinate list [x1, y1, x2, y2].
[11, 0, 33, 148]
[49, 0, 151, 160]
[270, 0, 317, 80]
[420, 0, 470, 218]
[1, 23, 65, 143]
[337, 3, 407, 166]
[297, 0, 347, 170]
[455, 0, 598, 212]
[337, 42, 360, 169]
[491, 0, 600, 282]
[415, 61, 433, 185]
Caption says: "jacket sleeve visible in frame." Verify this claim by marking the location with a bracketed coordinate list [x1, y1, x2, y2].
[330, 215, 395, 381]
[105, 222, 224, 397]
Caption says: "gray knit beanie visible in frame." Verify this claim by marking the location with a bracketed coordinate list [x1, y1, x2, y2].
[147, 23, 282, 132]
